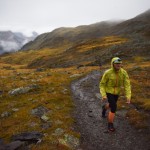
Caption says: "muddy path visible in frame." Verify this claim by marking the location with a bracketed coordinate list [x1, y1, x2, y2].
[71, 70, 150, 150]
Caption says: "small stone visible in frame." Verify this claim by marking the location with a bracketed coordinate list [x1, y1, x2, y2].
[12, 108, 19, 112]
[12, 131, 43, 143]
[41, 122, 52, 129]
[53, 128, 64, 136]
[95, 93, 101, 99]
[70, 74, 82, 78]
[1, 111, 11, 118]
[41, 115, 49, 122]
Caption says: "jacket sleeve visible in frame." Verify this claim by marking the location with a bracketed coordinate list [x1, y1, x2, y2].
[124, 71, 131, 99]
[99, 72, 108, 98]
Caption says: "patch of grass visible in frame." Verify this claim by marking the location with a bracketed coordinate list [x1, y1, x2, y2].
[0, 61, 98, 149]
[133, 56, 145, 63]
[129, 64, 150, 110]
[77, 36, 127, 53]
[126, 109, 148, 129]
[0, 48, 65, 66]
[142, 99, 150, 110]
[117, 61, 150, 129]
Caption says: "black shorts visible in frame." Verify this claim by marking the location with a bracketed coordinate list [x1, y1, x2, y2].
[106, 93, 119, 113]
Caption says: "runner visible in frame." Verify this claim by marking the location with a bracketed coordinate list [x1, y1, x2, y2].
[99, 57, 131, 132]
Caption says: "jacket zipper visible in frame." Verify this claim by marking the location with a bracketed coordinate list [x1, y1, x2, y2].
[114, 73, 118, 94]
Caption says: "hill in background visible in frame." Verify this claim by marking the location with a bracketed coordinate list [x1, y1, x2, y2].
[14, 9, 149, 68]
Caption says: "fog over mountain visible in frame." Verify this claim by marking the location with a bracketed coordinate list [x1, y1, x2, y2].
[0, 31, 38, 54]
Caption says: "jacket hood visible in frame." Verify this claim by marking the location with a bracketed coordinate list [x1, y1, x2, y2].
[111, 57, 122, 68]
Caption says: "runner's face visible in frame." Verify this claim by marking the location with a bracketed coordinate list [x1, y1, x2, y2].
[113, 63, 122, 71]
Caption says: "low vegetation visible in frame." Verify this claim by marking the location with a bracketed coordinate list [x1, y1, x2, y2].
[116, 58, 150, 129]
[0, 35, 149, 149]
[0, 60, 98, 149]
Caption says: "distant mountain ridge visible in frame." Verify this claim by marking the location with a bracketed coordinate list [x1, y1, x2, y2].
[21, 21, 120, 51]
[21, 9, 150, 52]
[109, 9, 150, 35]
[0, 31, 38, 54]
[0, 9, 149, 69]
[133, 9, 150, 22]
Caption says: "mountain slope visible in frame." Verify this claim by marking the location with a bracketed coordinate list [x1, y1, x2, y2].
[21, 9, 150, 52]
[21, 21, 119, 51]
[109, 9, 150, 36]
[1, 9, 150, 68]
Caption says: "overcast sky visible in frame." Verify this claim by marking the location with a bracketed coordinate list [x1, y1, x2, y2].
[0, 0, 150, 36]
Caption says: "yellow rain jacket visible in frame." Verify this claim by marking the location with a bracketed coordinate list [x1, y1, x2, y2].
[99, 57, 131, 99]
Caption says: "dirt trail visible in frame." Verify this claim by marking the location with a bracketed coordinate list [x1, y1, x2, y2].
[71, 70, 150, 150]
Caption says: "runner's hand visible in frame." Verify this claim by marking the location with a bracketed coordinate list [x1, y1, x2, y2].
[102, 97, 107, 101]
[126, 98, 131, 104]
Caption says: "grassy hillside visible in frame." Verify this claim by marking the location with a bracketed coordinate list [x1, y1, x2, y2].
[0, 9, 150, 149]
[120, 60, 150, 129]
[0, 60, 99, 149]
[2, 33, 149, 69]
[21, 21, 117, 51]
[0, 43, 150, 149]
[0, 36, 128, 68]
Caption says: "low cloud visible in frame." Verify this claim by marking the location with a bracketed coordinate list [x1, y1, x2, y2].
[0, 31, 38, 54]
[0, 40, 20, 52]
